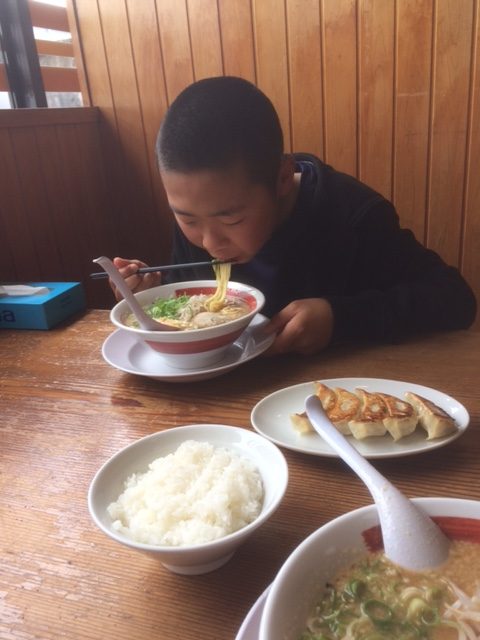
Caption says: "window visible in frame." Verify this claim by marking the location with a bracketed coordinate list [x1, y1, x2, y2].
[0, 0, 84, 108]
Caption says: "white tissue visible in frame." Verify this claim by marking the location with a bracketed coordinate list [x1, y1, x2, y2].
[0, 284, 50, 297]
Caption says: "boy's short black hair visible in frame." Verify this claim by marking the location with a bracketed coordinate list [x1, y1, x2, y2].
[156, 76, 284, 190]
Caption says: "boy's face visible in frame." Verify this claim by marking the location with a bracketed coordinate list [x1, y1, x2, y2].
[161, 162, 292, 264]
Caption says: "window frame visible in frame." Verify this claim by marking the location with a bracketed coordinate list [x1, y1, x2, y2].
[0, 0, 89, 109]
[0, 0, 47, 108]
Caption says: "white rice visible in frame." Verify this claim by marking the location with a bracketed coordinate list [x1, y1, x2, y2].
[107, 440, 264, 546]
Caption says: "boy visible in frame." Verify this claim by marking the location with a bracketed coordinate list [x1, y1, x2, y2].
[111, 76, 476, 355]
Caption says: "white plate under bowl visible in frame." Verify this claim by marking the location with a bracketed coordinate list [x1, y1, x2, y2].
[251, 377, 469, 459]
[102, 314, 274, 382]
[235, 586, 270, 640]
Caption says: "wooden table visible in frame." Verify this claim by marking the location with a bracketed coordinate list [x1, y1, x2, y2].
[1, 310, 479, 640]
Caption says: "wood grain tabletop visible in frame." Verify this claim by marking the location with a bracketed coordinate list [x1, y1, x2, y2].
[1, 310, 479, 640]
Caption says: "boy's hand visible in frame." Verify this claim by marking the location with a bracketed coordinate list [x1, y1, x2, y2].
[109, 257, 162, 301]
[264, 298, 334, 355]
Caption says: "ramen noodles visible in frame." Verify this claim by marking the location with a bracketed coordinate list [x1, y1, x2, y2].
[124, 262, 250, 329]
[206, 261, 230, 312]
[300, 542, 480, 640]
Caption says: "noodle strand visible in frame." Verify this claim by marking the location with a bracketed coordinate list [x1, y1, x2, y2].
[206, 262, 231, 312]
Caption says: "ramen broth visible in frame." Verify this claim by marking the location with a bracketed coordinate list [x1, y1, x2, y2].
[123, 262, 250, 329]
[300, 541, 480, 640]
[124, 293, 250, 330]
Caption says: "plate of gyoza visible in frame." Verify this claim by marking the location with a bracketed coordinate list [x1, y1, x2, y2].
[250, 378, 470, 459]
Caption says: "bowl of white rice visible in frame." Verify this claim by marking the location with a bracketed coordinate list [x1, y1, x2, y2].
[88, 424, 288, 575]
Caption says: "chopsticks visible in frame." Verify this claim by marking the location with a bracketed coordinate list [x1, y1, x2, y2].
[89, 259, 231, 279]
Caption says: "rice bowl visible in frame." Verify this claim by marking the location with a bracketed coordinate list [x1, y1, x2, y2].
[88, 424, 288, 575]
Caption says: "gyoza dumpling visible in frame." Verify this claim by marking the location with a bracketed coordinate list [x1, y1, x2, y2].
[377, 392, 418, 441]
[349, 389, 387, 439]
[290, 412, 314, 435]
[290, 381, 335, 435]
[290, 382, 359, 436]
[405, 392, 457, 439]
[317, 383, 360, 435]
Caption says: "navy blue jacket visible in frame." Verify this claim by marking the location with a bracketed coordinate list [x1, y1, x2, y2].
[165, 154, 476, 343]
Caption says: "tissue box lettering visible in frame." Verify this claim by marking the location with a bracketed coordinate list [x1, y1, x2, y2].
[0, 282, 86, 330]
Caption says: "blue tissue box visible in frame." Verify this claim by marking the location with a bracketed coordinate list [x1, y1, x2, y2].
[0, 282, 86, 330]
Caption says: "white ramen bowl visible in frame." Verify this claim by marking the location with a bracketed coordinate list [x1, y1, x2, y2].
[259, 497, 480, 640]
[110, 280, 265, 369]
[88, 424, 288, 575]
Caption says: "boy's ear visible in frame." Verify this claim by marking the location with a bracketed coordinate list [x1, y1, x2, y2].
[276, 154, 296, 197]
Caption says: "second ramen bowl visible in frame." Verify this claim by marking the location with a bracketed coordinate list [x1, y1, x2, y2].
[110, 280, 265, 369]
[259, 497, 480, 640]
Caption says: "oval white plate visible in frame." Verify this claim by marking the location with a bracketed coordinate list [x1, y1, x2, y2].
[251, 378, 469, 459]
[102, 314, 274, 383]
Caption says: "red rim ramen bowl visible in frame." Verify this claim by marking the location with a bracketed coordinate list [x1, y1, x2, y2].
[110, 280, 265, 370]
[259, 497, 480, 640]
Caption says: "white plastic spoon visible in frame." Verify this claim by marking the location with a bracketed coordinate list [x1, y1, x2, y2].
[93, 256, 177, 332]
[305, 394, 450, 571]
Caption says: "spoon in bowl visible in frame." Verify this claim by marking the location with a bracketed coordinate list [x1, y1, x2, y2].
[93, 256, 177, 332]
[305, 394, 450, 571]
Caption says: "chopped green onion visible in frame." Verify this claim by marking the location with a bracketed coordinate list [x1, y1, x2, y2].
[420, 607, 439, 626]
[406, 597, 439, 625]
[426, 586, 445, 605]
[362, 599, 393, 624]
[343, 579, 367, 601]
[146, 294, 189, 319]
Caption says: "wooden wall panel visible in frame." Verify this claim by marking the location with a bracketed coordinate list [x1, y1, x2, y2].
[462, 1, 480, 304]
[125, 0, 170, 244]
[74, 0, 173, 266]
[286, 0, 324, 157]
[188, 0, 224, 79]
[322, 0, 357, 175]
[252, 0, 291, 149]
[96, 0, 158, 241]
[218, 1, 256, 80]
[71, 0, 131, 270]
[358, 0, 395, 199]
[12, 126, 69, 279]
[0, 109, 119, 309]
[393, 0, 433, 243]
[428, 0, 474, 266]
[72, 0, 114, 123]
[0, 129, 41, 280]
[54, 123, 117, 274]
[155, 0, 194, 102]
[0, 132, 17, 282]
[34, 124, 83, 279]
